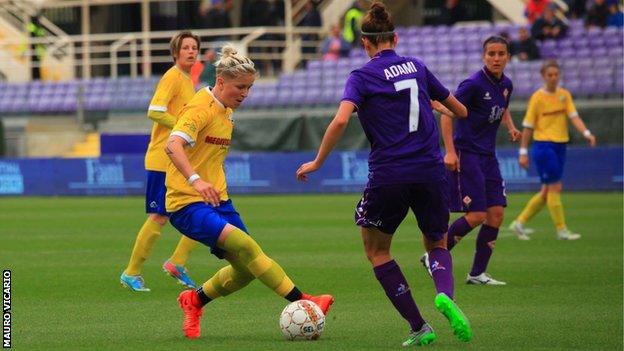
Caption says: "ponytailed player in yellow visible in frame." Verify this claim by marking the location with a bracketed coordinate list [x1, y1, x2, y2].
[165, 45, 334, 339]
[509, 60, 596, 240]
[120, 31, 201, 291]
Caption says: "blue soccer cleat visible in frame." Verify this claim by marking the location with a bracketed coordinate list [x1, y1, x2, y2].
[163, 260, 197, 289]
[120, 273, 150, 292]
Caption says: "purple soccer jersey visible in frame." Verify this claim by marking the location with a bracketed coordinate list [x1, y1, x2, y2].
[342, 50, 450, 185]
[453, 68, 513, 155]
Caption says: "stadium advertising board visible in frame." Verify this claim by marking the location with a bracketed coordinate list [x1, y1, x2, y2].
[0, 147, 621, 196]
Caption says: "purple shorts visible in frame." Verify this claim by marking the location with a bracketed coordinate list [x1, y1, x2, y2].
[354, 179, 450, 241]
[447, 150, 507, 213]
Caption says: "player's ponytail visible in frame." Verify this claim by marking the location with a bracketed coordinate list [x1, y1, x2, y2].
[361, 1, 395, 46]
[216, 44, 256, 79]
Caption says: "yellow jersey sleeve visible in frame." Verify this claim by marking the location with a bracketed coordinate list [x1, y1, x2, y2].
[171, 107, 211, 147]
[148, 72, 178, 113]
[523, 92, 539, 129]
[564, 89, 578, 118]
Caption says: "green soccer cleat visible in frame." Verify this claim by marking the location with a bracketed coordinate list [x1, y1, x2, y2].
[402, 323, 437, 347]
[434, 293, 472, 342]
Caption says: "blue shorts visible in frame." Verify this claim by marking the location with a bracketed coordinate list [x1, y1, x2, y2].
[532, 141, 566, 184]
[145, 170, 168, 215]
[354, 179, 449, 241]
[169, 200, 248, 259]
[447, 150, 507, 213]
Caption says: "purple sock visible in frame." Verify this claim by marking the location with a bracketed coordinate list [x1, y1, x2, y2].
[428, 248, 454, 299]
[373, 260, 425, 331]
[470, 224, 499, 276]
[447, 216, 475, 251]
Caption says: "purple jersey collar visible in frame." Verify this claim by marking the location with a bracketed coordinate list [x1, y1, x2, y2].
[481, 66, 506, 85]
[372, 49, 397, 59]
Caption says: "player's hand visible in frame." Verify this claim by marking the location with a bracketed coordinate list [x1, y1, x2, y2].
[585, 134, 596, 147]
[519, 154, 529, 169]
[192, 179, 220, 206]
[508, 128, 522, 142]
[296, 160, 321, 182]
[444, 152, 459, 172]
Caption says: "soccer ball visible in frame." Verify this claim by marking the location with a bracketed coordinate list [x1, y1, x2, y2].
[279, 300, 325, 341]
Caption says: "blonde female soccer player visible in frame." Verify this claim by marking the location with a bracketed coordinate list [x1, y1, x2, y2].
[509, 60, 596, 240]
[165, 45, 333, 339]
[120, 31, 201, 291]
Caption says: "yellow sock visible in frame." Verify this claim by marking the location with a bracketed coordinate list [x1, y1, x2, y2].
[201, 264, 254, 300]
[517, 192, 546, 224]
[546, 191, 566, 231]
[220, 227, 295, 297]
[169, 236, 199, 266]
[124, 218, 163, 275]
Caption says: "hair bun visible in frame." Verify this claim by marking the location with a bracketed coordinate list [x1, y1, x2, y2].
[370, 2, 388, 21]
[221, 45, 238, 58]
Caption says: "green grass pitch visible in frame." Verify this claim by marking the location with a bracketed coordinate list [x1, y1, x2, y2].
[1, 193, 622, 350]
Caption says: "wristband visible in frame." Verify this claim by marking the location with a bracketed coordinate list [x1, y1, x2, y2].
[519, 148, 528, 156]
[187, 173, 201, 185]
[583, 130, 592, 137]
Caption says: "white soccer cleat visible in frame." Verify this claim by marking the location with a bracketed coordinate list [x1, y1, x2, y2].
[466, 272, 507, 285]
[557, 228, 581, 240]
[509, 220, 531, 241]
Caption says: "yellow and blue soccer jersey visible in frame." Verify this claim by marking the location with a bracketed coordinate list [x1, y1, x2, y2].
[166, 87, 234, 212]
[522, 87, 578, 143]
[145, 66, 195, 171]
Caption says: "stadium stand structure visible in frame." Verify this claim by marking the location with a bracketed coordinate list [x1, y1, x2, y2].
[0, 20, 621, 115]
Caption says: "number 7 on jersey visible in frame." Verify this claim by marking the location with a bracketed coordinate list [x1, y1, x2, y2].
[394, 79, 420, 132]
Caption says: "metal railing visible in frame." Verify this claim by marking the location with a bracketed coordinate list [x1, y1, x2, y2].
[0, 25, 326, 81]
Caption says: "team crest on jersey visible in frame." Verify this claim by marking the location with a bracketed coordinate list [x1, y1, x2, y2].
[559, 95, 565, 102]
[503, 88, 509, 99]
[483, 91, 492, 100]
[463, 196, 472, 206]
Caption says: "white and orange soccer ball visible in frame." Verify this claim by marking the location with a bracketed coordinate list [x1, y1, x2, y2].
[279, 300, 325, 341]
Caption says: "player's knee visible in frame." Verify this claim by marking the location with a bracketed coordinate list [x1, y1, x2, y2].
[466, 212, 486, 226]
[149, 213, 168, 225]
[236, 235, 263, 263]
[487, 210, 504, 227]
[364, 247, 390, 265]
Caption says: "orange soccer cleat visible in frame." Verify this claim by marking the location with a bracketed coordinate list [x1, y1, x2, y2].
[177, 290, 204, 339]
[301, 293, 335, 316]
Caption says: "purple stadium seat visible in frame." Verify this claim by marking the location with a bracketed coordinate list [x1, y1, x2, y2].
[301, 88, 321, 105]
[557, 39, 574, 49]
[307, 60, 322, 70]
[609, 47, 624, 58]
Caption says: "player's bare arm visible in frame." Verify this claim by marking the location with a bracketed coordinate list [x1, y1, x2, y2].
[166, 135, 220, 206]
[296, 102, 355, 181]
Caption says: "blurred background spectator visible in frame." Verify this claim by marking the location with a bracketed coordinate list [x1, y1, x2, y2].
[607, 1, 624, 27]
[585, 0, 610, 28]
[322, 24, 350, 61]
[343, 1, 364, 48]
[563, 0, 587, 19]
[511, 27, 541, 61]
[438, 0, 467, 25]
[532, 6, 568, 40]
[525, 0, 551, 24]
[299, 0, 322, 64]
[199, 0, 232, 37]
[191, 47, 217, 89]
